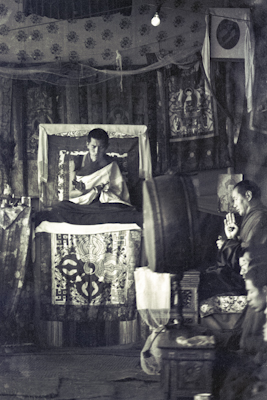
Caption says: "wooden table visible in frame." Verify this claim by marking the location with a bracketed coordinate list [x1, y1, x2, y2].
[159, 328, 215, 399]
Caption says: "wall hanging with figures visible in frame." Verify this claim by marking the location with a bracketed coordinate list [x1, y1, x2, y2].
[168, 62, 217, 142]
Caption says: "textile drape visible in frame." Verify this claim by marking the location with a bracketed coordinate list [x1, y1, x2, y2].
[134, 267, 171, 329]
[201, 8, 255, 113]
[0, 77, 13, 191]
[0, 50, 201, 86]
[0, 0, 208, 85]
[168, 61, 217, 141]
[35, 225, 142, 322]
[167, 59, 231, 172]
[0, 207, 32, 342]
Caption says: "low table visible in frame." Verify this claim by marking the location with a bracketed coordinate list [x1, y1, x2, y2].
[159, 328, 215, 399]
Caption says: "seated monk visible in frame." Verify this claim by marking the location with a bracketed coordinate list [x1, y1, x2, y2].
[34, 128, 142, 227]
[239, 243, 267, 278]
[69, 128, 131, 206]
[217, 262, 267, 400]
[199, 180, 267, 301]
[69, 127, 113, 199]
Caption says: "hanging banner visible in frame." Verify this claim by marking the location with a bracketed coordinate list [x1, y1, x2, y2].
[168, 63, 217, 142]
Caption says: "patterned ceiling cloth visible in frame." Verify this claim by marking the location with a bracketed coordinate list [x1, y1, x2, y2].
[0, 0, 219, 83]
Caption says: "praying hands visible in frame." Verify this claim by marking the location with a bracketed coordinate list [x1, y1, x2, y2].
[224, 212, 239, 239]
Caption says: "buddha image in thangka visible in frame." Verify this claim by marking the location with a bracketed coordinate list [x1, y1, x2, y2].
[168, 73, 214, 140]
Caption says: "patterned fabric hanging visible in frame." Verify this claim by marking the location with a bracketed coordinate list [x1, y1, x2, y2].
[167, 62, 231, 172]
[168, 62, 217, 142]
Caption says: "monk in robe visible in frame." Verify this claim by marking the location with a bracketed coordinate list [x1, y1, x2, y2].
[199, 180, 267, 301]
[34, 128, 142, 227]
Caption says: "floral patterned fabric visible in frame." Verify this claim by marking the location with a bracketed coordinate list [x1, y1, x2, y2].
[37, 228, 141, 322]
[200, 295, 247, 318]
[0, 0, 219, 83]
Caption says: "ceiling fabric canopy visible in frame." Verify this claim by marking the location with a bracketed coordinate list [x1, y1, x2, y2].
[0, 0, 220, 84]
[0, 47, 201, 86]
[23, 0, 132, 19]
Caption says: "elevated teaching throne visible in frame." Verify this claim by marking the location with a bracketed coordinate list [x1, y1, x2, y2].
[34, 124, 152, 347]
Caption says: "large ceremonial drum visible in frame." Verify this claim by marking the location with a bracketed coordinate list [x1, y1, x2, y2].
[142, 174, 198, 274]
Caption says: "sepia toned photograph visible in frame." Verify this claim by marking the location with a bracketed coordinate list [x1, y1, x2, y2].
[1, 2, 267, 400]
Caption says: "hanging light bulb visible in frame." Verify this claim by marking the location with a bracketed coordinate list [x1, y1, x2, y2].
[151, 11, 160, 27]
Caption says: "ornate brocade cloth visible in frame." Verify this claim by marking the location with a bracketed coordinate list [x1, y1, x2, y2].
[38, 228, 142, 322]
[0, 206, 32, 340]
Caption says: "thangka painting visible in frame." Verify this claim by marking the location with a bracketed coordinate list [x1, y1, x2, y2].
[217, 174, 243, 213]
[168, 63, 217, 142]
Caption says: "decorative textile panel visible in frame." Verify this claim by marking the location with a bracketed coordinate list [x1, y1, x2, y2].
[166, 62, 229, 173]
[200, 295, 247, 318]
[168, 63, 229, 173]
[0, 207, 31, 315]
[134, 267, 170, 329]
[168, 63, 217, 142]
[37, 227, 141, 322]
[201, 8, 255, 114]
[0, 207, 33, 342]
[0, 77, 13, 190]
